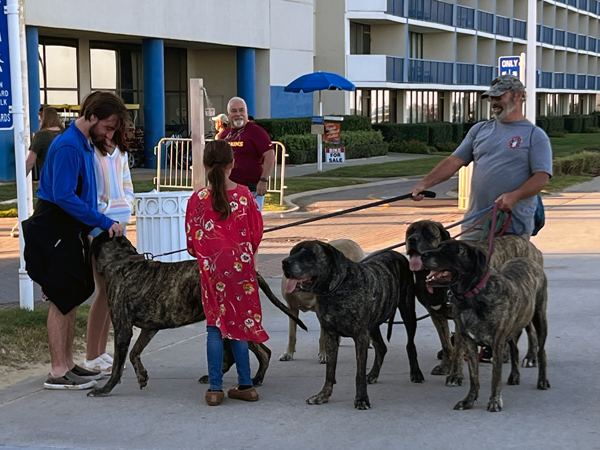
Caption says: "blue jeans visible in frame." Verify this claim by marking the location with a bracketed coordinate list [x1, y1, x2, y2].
[206, 326, 252, 391]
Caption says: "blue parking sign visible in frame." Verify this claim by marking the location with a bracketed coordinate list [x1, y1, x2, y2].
[0, 0, 13, 130]
[498, 56, 521, 79]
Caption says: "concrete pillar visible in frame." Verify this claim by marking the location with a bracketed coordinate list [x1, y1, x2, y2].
[143, 38, 165, 169]
[236, 47, 256, 117]
[78, 39, 91, 101]
[26, 26, 40, 133]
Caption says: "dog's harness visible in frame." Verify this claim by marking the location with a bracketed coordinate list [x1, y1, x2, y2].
[454, 272, 490, 300]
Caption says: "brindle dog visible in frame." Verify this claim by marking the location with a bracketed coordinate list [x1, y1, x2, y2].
[406, 220, 543, 386]
[282, 240, 424, 410]
[421, 239, 550, 412]
[87, 233, 306, 397]
[280, 238, 366, 363]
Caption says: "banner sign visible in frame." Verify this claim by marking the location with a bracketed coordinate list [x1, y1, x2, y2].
[323, 121, 341, 144]
[325, 147, 345, 164]
[0, 0, 13, 130]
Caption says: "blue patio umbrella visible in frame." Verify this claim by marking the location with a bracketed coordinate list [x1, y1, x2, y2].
[284, 72, 355, 171]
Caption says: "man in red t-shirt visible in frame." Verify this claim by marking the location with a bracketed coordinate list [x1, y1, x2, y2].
[218, 97, 274, 211]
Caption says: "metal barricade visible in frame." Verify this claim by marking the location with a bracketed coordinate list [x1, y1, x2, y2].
[155, 138, 288, 206]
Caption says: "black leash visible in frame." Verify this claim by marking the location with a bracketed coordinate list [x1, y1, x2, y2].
[263, 191, 436, 234]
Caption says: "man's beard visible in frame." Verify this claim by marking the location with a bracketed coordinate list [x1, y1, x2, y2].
[493, 98, 517, 121]
[232, 117, 245, 128]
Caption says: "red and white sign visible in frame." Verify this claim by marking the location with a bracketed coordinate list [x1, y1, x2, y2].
[325, 147, 345, 164]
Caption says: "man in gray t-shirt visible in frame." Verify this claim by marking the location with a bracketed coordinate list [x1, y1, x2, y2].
[411, 74, 553, 240]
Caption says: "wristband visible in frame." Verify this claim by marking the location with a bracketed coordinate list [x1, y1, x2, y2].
[259, 177, 268, 182]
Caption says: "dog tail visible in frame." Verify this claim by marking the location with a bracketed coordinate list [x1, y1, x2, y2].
[257, 272, 308, 331]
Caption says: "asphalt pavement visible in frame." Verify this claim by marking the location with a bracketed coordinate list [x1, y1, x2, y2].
[1, 154, 599, 449]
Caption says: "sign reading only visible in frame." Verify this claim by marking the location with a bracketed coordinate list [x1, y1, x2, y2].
[498, 55, 522, 79]
[0, 0, 13, 129]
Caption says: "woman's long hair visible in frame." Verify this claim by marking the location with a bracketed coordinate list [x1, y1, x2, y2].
[39, 107, 63, 130]
[204, 140, 234, 221]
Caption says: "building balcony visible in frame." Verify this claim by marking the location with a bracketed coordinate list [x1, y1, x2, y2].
[577, 74, 587, 89]
[578, 35, 587, 51]
[496, 16, 510, 37]
[537, 25, 553, 45]
[477, 64, 495, 86]
[555, 73, 565, 89]
[457, 63, 474, 84]
[587, 75, 596, 90]
[538, 72, 553, 88]
[407, 58, 453, 83]
[408, 0, 453, 26]
[513, 19, 526, 39]
[456, 5, 474, 29]
[566, 73, 575, 89]
[556, 30, 565, 47]
[589, 37, 597, 53]
[387, 0, 405, 16]
[567, 32, 577, 49]
[347, 54, 405, 83]
[477, 10, 494, 33]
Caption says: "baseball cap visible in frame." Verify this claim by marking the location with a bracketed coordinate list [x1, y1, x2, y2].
[481, 74, 525, 99]
[212, 113, 229, 124]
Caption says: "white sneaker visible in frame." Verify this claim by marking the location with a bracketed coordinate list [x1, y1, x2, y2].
[99, 353, 113, 364]
[83, 356, 112, 376]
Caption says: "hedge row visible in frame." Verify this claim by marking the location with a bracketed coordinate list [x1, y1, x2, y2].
[279, 131, 387, 164]
[372, 121, 477, 145]
[255, 115, 372, 141]
[536, 114, 599, 134]
[553, 150, 600, 176]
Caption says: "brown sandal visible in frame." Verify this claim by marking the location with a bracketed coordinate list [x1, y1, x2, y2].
[227, 385, 259, 402]
[205, 389, 224, 406]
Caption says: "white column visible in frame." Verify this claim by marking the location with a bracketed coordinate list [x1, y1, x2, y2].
[526, 0, 537, 122]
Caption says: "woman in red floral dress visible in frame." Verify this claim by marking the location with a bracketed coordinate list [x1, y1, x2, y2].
[185, 140, 268, 406]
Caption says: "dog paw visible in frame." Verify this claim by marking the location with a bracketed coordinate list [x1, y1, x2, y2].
[431, 364, 451, 376]
[445, 374, 464, 387]
[487, 400, 503, 412]
[306, 394, 329, 405]
[198, 375, 209, 384]
[87, 389, 109, 398]
[318, 354, 327, 364]
[537, 379, 551, 390]
[251, 376, 264, 387]
[279, 352, 294, 361]
[354, 398, 371, 410]
[366, 374, 378, 384]
[453, 399, 474, 410]
[522, 357, 537, 368]
[507, 372, 520, 385]
[410, 370, 425, 383]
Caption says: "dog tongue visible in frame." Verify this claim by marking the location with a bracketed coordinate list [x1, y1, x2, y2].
[427, 285, 434, 294]
[285, 278, 300, 293]
[409, 255, 423, 271]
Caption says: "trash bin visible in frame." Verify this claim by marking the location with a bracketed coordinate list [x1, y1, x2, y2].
[135, 190, 193, 262]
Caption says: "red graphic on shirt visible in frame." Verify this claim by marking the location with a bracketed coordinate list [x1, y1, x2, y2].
[508, 136, 522, 149]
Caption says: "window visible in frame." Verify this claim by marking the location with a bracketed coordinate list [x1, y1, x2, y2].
[350, 22, 371, 55]
[409, 32, 423, 59]
[407, 90, 441, 123]
[164, 47, 188, 135]
[38, 37, 79, 105]
[452, 92, 478, 123]
[570, 94, 582, 115]
[350, 89, 397, 123]
[546, 93, 560, 116]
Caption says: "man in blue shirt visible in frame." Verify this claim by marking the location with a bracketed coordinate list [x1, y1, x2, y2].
[23, 91, 128, 390]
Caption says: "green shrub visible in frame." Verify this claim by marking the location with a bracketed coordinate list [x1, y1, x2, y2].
[451, 123, 466, 142]
[582, 115, 596, 130]
[548, 131, 565, 138]
[255, 115, 373, 141]
[547, 117, 564, 134]
[536, 117, 549, 132]
[388, 139, 430, 154]
[373, 123, 430, 143]
[563, 115, 584, 133]
[338, 115, 372, 132]
[583, 126, 599, 133]
[553, 151, 600, 176]
[427, 122, 453, 145]
[434, 141, 459, 152]
[279, 131, 387, 164]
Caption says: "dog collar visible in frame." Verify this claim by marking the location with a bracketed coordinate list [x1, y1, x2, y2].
[455, 272, 490, 300]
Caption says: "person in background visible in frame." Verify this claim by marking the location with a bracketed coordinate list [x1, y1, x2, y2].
[84, 129, 134, 376]
[22, 91, 127, 390]
[219, 97, 274, 211]
[212, 113, 229, 139]
[185, 140, 267, 406]
[26, 107, 64, 178]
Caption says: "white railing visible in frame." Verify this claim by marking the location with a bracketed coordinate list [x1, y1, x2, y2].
[154, 139, 287, 205]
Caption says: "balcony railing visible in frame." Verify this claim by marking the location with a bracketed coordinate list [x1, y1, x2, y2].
[587, 75, 596, 90]
[538, 71, 553, 88]
[457, 63, 474, 84]
[578, 34, 587, 50]
[477, 10, 494, 33]
[566, 73, 576, 89]
[556, 30, 565, 47]
[513, 19, 526, 39]
[597, 76, 600, 90]
[567, 32, 577, 48]
[386, 56, 404, 83]
[589, 0, 598, 14]
[387, 0, 405, 16]
[477, 64, 495, 85]
[579, 0, 588, 10]
[577, 74, 587, 89]
[408, 0, 454, 26]
[555, 73, 564, 89]
[567, 0, 577, 6]
[496, 16, 510, 37]
[456, 5, 474, 28]
[408, 59, 454, 83]
[537, 25, 553, 44]
[589, 37, 597, 52]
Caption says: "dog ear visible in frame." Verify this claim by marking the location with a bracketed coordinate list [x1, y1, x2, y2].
[319, 241, 347, 276]
[437, 223, 451, 241]
[89, 231, 111, 260]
